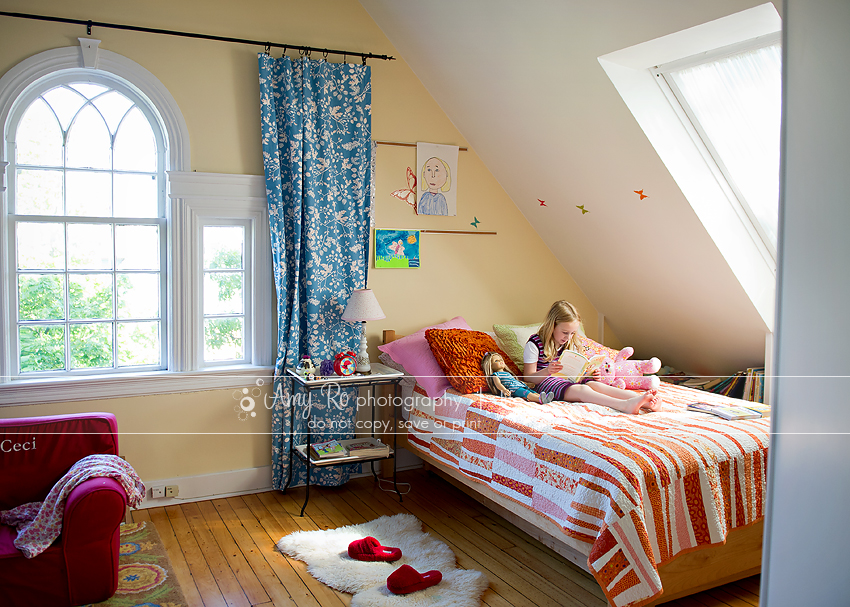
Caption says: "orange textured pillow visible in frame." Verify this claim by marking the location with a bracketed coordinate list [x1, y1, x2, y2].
[425, 328, 522, 394]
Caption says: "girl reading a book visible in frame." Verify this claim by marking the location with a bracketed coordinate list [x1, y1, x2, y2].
[524, 300, 660, 414]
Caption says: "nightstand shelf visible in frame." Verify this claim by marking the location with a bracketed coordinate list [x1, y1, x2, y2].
[293, 440, 394, 467]
[282, 363, 404, 515]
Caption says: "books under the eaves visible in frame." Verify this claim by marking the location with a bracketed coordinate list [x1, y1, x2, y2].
[309, 439, 346, 459]
[553, 349, 604, 383]
[686, 402, 762, 421]
[344, 437, 390, 458]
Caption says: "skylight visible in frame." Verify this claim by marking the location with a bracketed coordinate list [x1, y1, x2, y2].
[658, 40, 782, 256]
[597, 3, 781, 332]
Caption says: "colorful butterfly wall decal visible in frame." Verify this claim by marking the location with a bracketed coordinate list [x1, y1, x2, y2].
[391, 167, 417, 213]
[470, 217, 480, 228]
[634, 189, 649, 200]
[538, 199, 547, 207]
[576, 205, 589, 214]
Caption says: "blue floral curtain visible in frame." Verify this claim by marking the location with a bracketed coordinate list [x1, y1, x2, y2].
[258, 54, 372, 490]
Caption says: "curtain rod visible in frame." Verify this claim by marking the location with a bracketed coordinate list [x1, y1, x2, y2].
[0, 10, 395, 64]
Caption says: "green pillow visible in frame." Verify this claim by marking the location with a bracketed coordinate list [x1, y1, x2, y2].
[492, 322, 541, 368]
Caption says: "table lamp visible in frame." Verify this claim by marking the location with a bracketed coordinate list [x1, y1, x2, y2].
[341, 289, 386, 373]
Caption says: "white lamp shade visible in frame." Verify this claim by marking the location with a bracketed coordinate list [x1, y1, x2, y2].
[341, 289, 386, 322]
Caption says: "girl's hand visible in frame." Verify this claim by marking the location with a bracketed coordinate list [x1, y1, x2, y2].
[591, 368, 603, 381]
[547, 361, 563, 375]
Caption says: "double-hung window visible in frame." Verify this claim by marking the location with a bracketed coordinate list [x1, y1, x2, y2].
[203, 221, 251, 365]
[0, 44, 273, 405]
[8, 78, 167, 375]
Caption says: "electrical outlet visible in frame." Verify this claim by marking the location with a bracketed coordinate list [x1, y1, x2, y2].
[165, 485, 179, 498]
[151, 486, 165, 499]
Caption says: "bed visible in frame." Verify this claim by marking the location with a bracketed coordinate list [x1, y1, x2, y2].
[378, 324, 767, 607]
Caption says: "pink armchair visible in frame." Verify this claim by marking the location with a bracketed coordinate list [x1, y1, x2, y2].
[0, 412, 128, 607]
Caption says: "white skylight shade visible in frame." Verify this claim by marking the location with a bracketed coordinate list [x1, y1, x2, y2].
[667, 44, 781, 250]
[341, 289, 385, 322]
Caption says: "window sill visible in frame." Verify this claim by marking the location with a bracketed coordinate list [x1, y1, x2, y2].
[0, 365, 275, 407]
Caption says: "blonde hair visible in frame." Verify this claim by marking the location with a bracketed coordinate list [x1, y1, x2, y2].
[538, 300, 582, 361]
[421, 157, 452, 192]
[481, 351, 510, 395]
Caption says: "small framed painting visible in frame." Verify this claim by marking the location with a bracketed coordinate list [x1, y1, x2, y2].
[375, 229, 420, 269]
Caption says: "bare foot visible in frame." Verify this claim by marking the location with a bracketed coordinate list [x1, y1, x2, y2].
[641, 392, 662, 412]
[620, 391, 654, 414]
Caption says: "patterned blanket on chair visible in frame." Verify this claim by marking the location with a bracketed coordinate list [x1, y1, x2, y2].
[0, 454, 145, 558]
[405, 382, 768, 607]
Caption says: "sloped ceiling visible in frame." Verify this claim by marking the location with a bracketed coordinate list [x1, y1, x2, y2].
[359, 0, 777, 375]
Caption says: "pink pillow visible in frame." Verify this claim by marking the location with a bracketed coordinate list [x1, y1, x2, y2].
[377, 316, 471, 398]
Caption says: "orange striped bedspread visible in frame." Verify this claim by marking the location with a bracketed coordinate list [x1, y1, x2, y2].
[404, 382, 768, 607]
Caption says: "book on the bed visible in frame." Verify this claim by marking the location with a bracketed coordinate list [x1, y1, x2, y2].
[742, 403, 771, 417]
[686, 402, 762, 420]
[553, 349, 604, 382]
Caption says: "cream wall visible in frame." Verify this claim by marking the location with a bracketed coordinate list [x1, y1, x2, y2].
[0, 0, 612, 483]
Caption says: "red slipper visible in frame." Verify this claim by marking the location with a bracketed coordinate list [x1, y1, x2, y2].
[347, 536, 402, 562]
[387, 564, 442, 594]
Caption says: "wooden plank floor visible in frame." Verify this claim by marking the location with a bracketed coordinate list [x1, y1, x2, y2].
[133, 468, 760, 607]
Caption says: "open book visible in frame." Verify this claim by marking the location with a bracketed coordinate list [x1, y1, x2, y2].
[552, 349, 604, 383]
[686, 402, 761, 420]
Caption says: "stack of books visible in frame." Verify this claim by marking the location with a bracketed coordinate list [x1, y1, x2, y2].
[343, 437, 391, 458]
[675, 367, 766, 403]
[687, 401, 771, 420]
[306, 437, 391, 461]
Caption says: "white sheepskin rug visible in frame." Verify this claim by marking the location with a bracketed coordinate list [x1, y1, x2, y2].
[277, 513, 489, 607]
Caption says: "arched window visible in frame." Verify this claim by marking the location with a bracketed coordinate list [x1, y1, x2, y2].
[9, 76, 167, 374]
[1, 43, 272, 404]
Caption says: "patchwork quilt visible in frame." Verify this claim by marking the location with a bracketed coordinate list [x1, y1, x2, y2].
[405, 382, 768, 607]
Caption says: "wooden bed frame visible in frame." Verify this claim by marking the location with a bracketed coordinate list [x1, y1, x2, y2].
[381, 330, 763, 606]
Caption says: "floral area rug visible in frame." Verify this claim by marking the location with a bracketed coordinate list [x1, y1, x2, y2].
[277, 513, 489, 607]
[84, 520, 186, 607]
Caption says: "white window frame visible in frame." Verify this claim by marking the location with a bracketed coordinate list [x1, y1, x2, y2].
[200, 218, 252, 367]
[0, 41, 273, 406]
[654, 33, 781, 262]
[168, 171, 272, 372]
[598, 3, 780, 333]
[6, 74, 170, 377]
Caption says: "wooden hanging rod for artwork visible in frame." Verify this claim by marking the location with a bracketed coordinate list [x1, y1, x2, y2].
[420, 230, 496, 235]
[375, 140, 468, 152]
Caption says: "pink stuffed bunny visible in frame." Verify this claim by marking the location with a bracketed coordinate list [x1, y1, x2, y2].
[596, 347, 661, 391]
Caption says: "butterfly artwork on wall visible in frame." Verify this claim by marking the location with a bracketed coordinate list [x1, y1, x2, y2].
[391, 167, 418, 213]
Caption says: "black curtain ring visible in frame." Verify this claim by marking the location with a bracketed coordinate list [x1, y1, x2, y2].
[343, 53, 347, 63]
[362, 56, 367, 66]
[323, 50, 329, 60]
[264, 43, 271, 55]
[87, 20, 93, 36]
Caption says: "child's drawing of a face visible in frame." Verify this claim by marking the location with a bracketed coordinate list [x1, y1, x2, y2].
[424, 158, 448, 193]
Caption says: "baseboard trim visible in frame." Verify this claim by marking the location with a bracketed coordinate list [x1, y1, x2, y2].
[137, 448, 423, 509]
